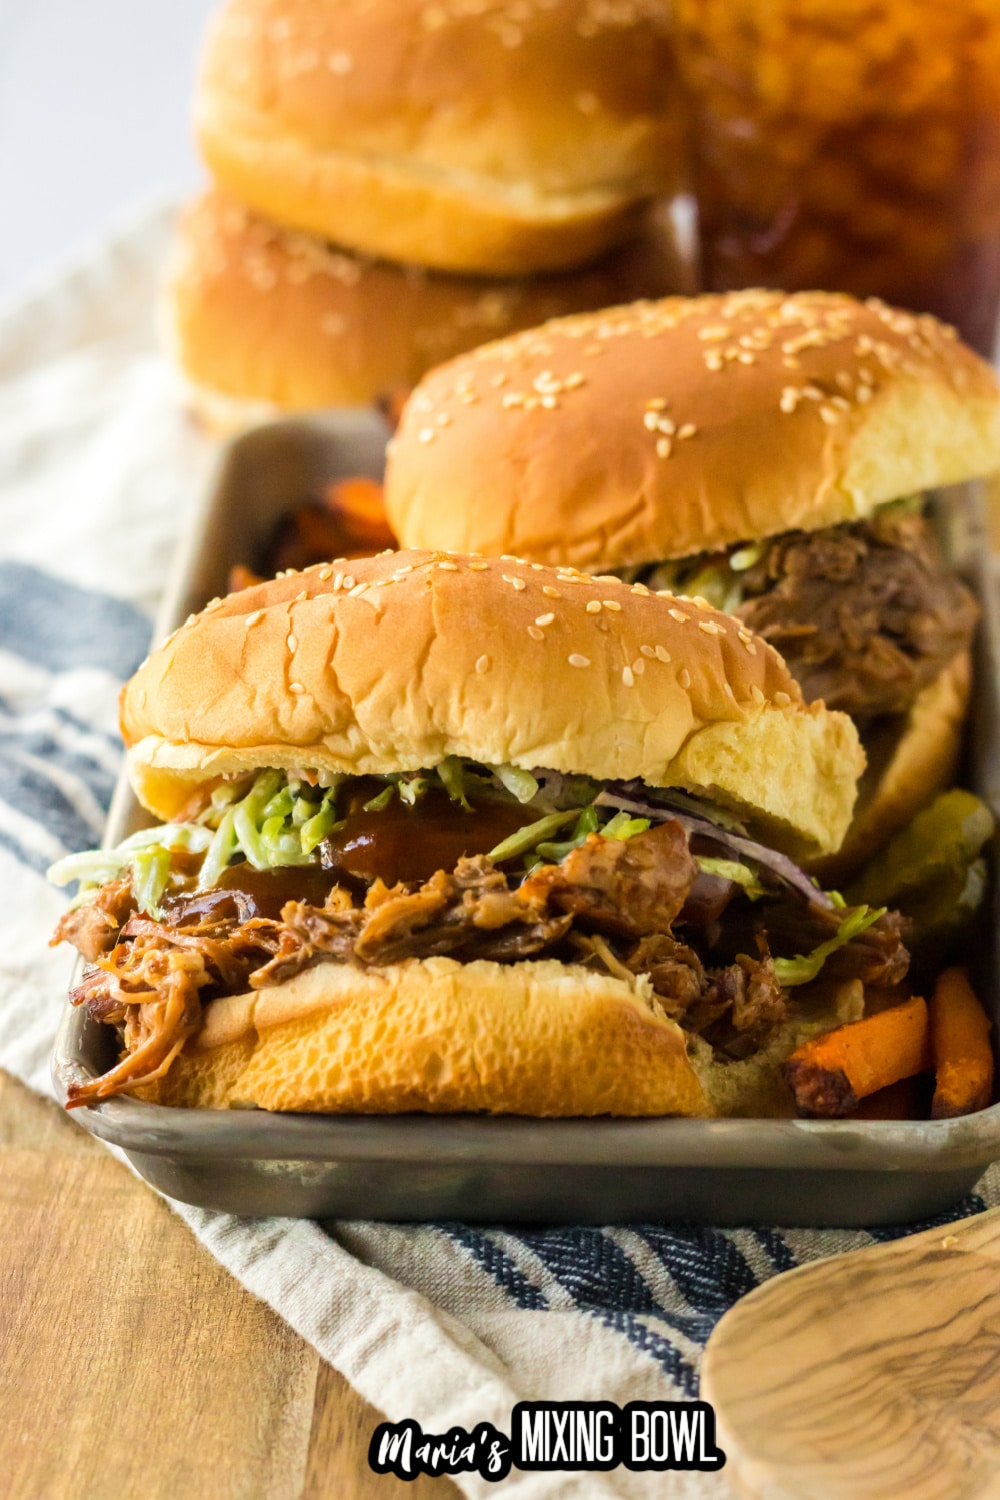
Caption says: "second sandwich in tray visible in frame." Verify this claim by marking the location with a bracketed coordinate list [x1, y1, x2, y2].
[49, 549, 914, 1120]
[384, 290, 1000, 874]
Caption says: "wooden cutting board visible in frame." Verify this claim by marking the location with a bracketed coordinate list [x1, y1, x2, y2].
[701, 1206, 1000, 1500]
[0, 1069, 454, 1500]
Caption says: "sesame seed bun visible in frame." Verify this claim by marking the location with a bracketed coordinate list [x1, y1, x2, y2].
[384, 291, 1000, 566]
[121, 549, 863, 858]
[194, 0, 682, 275]
[162, 193, 689, 435]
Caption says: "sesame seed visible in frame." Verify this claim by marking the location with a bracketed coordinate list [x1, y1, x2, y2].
[631, 583, 650, 596]
[318, 566, 333, 581]
[568, 654, 591, 668]
[678, 668, 692, 689]
[774, 691, 792, 707]
[668, 608, 689, 623]
[602, 599, 622, 611]
[750, 684, 765, 704]
[527, 626, 544, 641]
[564, 373, 585, 389]
[436, 412, 451, 426]
[586, 600, 602, 614]
[245, 610, 263, 627]
[632, 657, 646, 675]
[295, 590, 307, 601]
[622, 666, 635, 687]
[779, 388, 800, 414]
[857, 385, 873, 403]
[468, 560, 489, 570]
[287, 633, 298, 651]
[699, 619, 724, 635]
[476, 654, 491, 674]
[643, 412, 660, 431]
[540, 395, 558, 409]
[342, 576, 355, 590]
[802, 385, 824, 400]
[737, 352, 756, 365]
[542, 586, 561, 599]
[819, 406, 840, 424]
[333, 572, 344, 590]
[290, 682, 305, 694]
[512, 577, 527, 591]
[535, 612, 555, 626]
[459, 392, 479, 404]
[704, 351, 724, 371]
[654, 645, 671, 663]
[640, 644, 655, 658]
[418, 428, 436, 443]
[437, 561, 459, 571]
[645, 397, 668, 410]
[656, 437, 672, 459]
[491, 372, 508, 388]
[677, 423, 697, 440]
[347, 581, 369, 596]
[724, 683, 736, 699]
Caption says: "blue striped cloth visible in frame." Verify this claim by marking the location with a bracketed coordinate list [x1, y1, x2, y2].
[3, 206, 997, 1500]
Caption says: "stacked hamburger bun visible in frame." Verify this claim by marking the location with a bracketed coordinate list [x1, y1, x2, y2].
[165, 0, 686, 431]
[385, 289, 1000, 874]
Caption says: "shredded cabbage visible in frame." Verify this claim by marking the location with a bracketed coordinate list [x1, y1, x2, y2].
[47, 822, 215, 912]
[602, 811, 651, 841]
[488, 809, 579, 863]
[773, 906, 885, 987]
[493, 764, 540, 804]
[696, 855, 764, 900]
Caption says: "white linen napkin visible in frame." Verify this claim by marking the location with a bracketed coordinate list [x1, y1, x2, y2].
[2, 202, 996, 1500]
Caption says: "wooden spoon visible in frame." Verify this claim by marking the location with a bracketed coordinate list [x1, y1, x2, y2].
[701, 1207, 1000, 1500]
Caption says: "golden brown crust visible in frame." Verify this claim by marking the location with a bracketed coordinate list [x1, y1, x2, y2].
[133, 957, 709, 1116]
[195, 0, 681, 273]
[120, 549, 864, 856]
[809, 652, 972, 885]
[384, 291, 1000, 567]
[163, 193, 688, 422]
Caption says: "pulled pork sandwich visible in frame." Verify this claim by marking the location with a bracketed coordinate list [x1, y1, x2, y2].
[50, 550, 908, 1118]
[384, 291, 1000, 875]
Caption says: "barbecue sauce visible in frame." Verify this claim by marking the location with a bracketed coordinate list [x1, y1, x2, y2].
[320, 785, 531, 888]
[182, 786, 534, 914]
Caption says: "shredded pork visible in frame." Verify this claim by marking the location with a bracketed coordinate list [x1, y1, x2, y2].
[57, 819, 908, 1104]
[736, 509, 977, 722]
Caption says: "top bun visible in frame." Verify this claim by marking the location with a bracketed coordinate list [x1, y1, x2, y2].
[122, 549, 863, 857]
[195, 0, 681, 275]
[384, 291, 1000, 568]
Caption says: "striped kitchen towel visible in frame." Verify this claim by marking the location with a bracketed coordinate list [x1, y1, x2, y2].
[2, 204, 997, 1500]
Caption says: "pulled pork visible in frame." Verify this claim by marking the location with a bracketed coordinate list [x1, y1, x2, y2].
[58, 819, 908, 1103]
[736, 509, 977, 722]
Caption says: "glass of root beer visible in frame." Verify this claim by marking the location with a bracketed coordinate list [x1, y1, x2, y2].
[674, 0, 1000, 356]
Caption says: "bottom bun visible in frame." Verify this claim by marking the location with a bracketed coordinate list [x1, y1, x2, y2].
[164, 192, 687, 435]
[131, 956, 858, 1118]
[810, 651, 971, 886]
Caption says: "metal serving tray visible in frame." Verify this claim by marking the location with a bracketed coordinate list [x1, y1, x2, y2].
[53, 415, 1000, 1225]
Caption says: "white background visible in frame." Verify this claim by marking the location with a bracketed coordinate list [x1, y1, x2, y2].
[0, 0, 217, 298]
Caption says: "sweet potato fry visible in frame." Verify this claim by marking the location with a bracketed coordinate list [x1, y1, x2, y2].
[323, 476, 395, 548]
[929, 967, 995, 1119]
[783, 996, 931, 1117]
